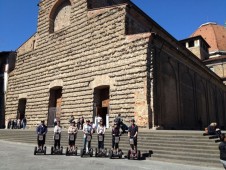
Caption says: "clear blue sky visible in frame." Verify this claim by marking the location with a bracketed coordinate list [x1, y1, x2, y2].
[0, 0, 225, 51]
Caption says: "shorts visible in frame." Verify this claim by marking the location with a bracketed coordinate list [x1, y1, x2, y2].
[69, 139, 75, 146]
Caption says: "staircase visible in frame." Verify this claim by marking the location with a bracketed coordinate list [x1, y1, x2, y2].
[0, 129, 221, 168]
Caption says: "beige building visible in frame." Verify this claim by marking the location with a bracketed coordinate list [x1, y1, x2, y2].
[5, 0, 226, 130]
[188, 22, 226, 83]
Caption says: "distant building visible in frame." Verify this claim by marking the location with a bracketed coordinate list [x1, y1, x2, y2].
[0, 52, 16, 128]
[4, 0, 226, 130]
[183, 22, 226, 83]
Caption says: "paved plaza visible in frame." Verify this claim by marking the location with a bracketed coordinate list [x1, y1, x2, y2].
[0, 140, 222, 170]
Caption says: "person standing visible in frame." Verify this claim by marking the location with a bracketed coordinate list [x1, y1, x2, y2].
[69, 115, 74, 124]
[68, 121, 78, 151]
[97, 120, 106, 152]
[111, 122, 120, 153]
[11, 119, 14, 129]
[97, 114, 102, 124]
[36, 120, 48, 150]
[128, 119, 138, 153]
[82, 120, 93, 152]
[14, 119, 17, 129]
[17, 119, 21, 129]
[54, 117, 57, 126]
[77, 118, 81, 130]
[53, 121, 62, 149]
[7, 119, 11, 129]
[22, 117, 27, 129]
[81, 116, 84, 129]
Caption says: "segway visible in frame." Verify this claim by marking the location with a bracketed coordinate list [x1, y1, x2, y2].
[34, 134, 47, 155]
[95, 134, 108, 157]
[109, 136, 123, 159]
[51, 132, 63, 155]
[66, 134, 78, 156]
[127, 137, 141, 160]
[80, 134, 93, 157]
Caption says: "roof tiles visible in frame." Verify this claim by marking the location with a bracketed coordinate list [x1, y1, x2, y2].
[190, 22, 226, 52]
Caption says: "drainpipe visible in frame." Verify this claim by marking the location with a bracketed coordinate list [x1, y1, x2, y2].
[4, 59, 9, 111]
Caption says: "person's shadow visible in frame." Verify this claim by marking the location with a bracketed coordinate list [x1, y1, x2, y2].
[123, 150, 153, 160]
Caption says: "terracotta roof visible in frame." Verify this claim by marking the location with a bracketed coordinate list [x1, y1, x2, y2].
[190, 22, 226, 53]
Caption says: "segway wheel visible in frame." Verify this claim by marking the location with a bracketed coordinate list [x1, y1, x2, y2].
[105, 148, 108, 157]
[34, 146, 37, 155]
[127, 150, 131, 160]
[118, 149, 122, 159]
[60, 147, 63, 155]
[66, 147, 69, 156]
[80, 148, 84, 157]
[51, 146, 53, 155]
[44, 146, 47, 155]
[90, 148, 93, 157]
[109, 150, 113, 159]
[137, 150, 141, 160]
[95, 148, 97, 157]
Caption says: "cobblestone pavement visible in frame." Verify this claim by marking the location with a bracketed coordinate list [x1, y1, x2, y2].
[0, 140, 222, 170]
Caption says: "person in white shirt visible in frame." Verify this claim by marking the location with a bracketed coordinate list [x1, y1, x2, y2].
[68, 121, 78, 151]
[54, 118, 57, 126]
[53, 121, 62, 149]
[97, 120, 106, 152]
[83, 120, 93, 152]
[97, 114, 102, 124]
[91, 121, 96, 133]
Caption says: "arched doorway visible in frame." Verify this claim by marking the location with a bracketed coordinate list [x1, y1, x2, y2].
[93, 86, 110, 128]
[17, 99, 27, 120]
[47, 87, 62, 127]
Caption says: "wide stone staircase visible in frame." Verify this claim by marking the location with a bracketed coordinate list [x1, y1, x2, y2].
[0, 129, 221, 168]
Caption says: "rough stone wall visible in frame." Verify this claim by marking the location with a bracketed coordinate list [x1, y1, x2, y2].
[17, 34, 37, 56]
[88, 0, 128, 9]
[6, 0, 226, 130]
[6, 0, 150, 128]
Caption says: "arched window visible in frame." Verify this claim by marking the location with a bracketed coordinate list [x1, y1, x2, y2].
[49, 0, 71, 33]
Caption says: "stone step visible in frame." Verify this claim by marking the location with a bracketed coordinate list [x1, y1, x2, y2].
[0, 129, 221, 168]
[150, 156, 221, 168]
[0, 135, 218, 152]
[0, 131, 217, 142]
[0, 136, 219, 154]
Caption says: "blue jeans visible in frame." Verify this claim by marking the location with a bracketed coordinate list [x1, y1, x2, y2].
[83, 137, 91, 150]
[23, 123, 26, 129]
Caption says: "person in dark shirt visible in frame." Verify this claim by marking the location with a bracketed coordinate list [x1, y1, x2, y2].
[69, 115, 74, 124]
[219, 134, 226, 169]
[81, 116, 84, 129]
[36, 120, 48, 149]
[112, 122, 120, 153]
[128, 119, 138, 153]
[204, 122, 217, 135]
[114, 113, 122, 126]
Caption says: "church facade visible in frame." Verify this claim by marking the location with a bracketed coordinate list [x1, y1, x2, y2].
[5, 0, 226, 129]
